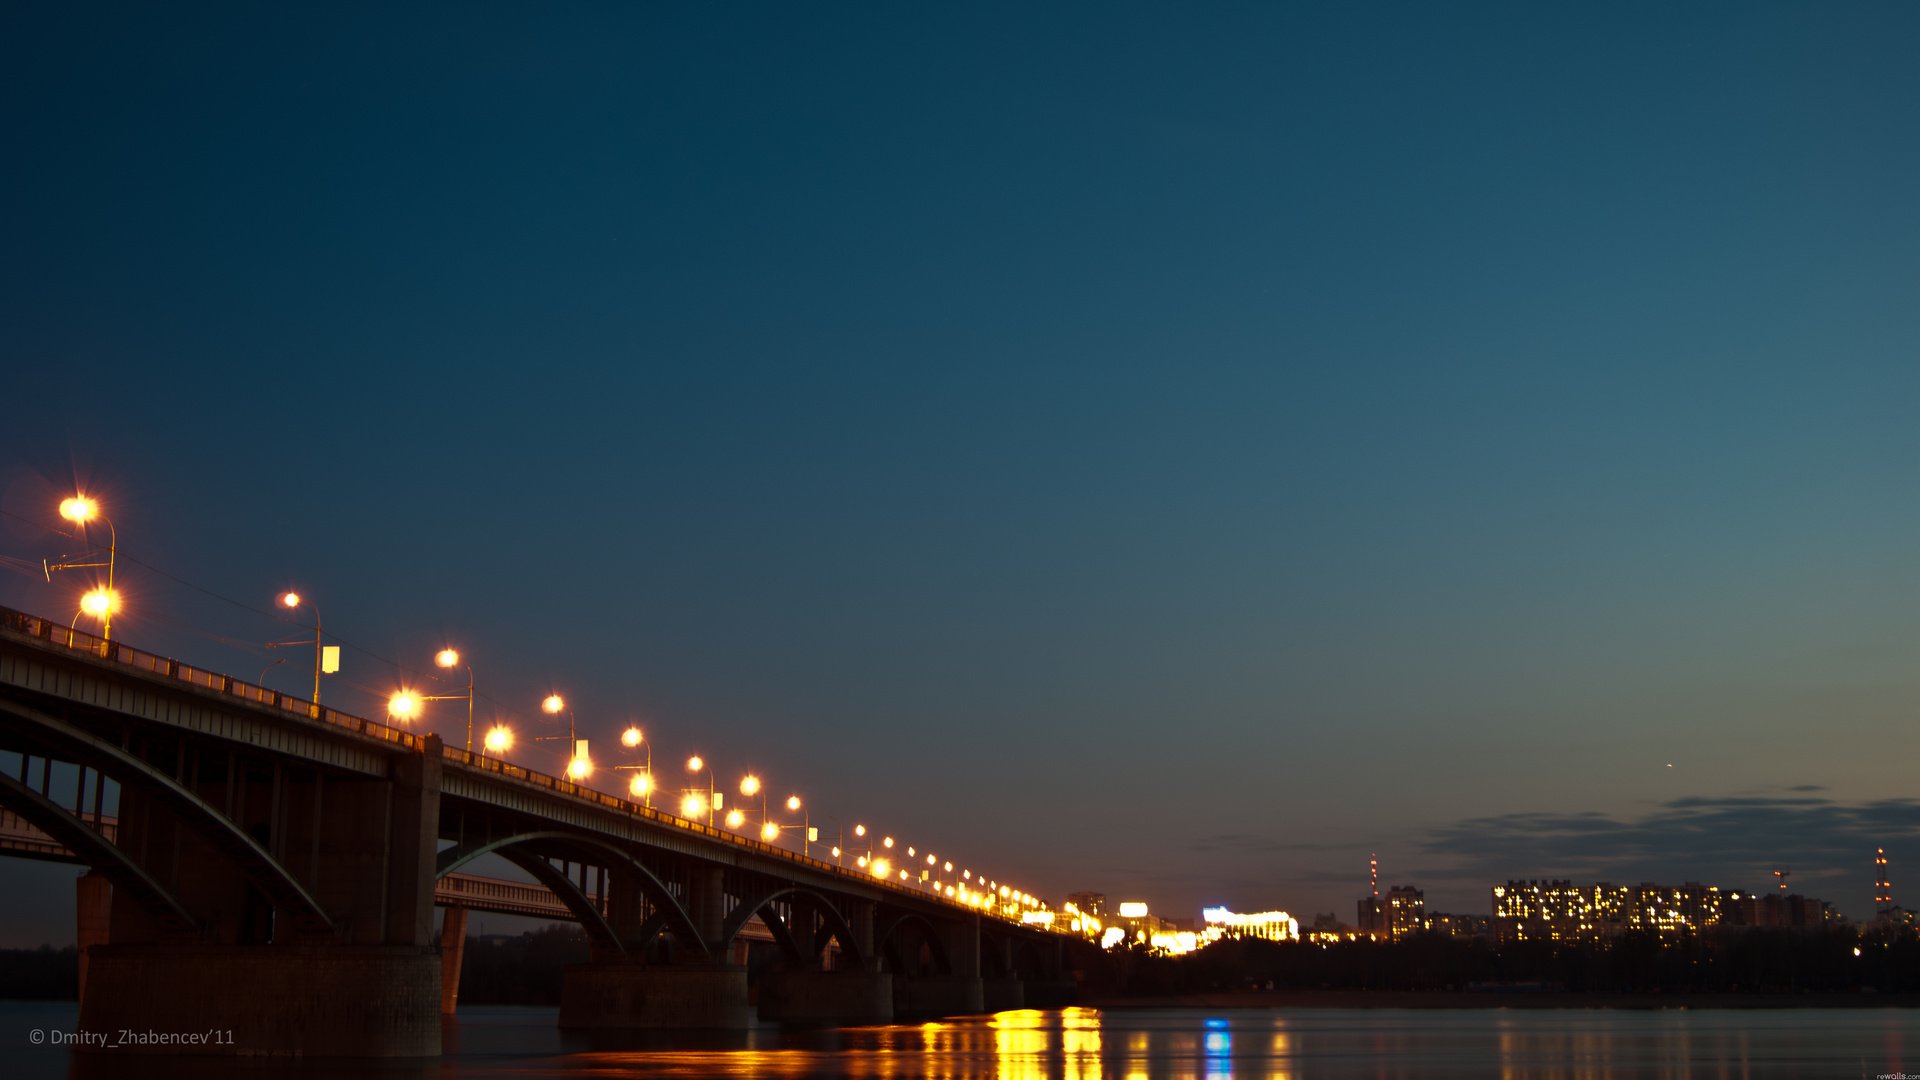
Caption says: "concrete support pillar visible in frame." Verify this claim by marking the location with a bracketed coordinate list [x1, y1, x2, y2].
[439, 906, 468, 1016]
[758, 969, 893, 1024]
[981, 977, 1025, 1012]
[687, 866, 725, 950]
[895, 975, 985, 1018]
[75, 872, 111, 1005]
[848, 900, 877, 972]
[558, 962, 749, 1029]
[82, 738, 446, 1057]
[384, 739, 442, 948]
[80, 944, 440, 1057]
[945, 914, 981, 978]
[894, 915, 984, 1018]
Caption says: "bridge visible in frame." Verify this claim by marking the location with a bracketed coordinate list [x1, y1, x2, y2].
[0, 605, 1085, 1057]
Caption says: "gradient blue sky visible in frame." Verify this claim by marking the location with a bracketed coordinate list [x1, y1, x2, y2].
[3, 2, 1918, 943]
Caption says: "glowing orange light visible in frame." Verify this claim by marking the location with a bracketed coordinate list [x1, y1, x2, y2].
[621, 726, 643, 748]
[760, 821, 780, 842]
[79, 588, 118, 619]
[567, 756, 591, 781]
[59, 496, 99, 524]
[541, 694, 565, 714]
[870, 857, 891, 879]
[388, 690, 422, 719]
[628, 773, 652, 798]
[687, 755, 704, 772]
[854, 824, 867, 838]
[435, 648, 460, 668]
[483, 726, 513, 754]
[681, 792, 708, 818]
[786, 795, 801, 812]
[739, 774, 761, 797]
[280, 592, 302, 609]
[725, 808, 746, 829]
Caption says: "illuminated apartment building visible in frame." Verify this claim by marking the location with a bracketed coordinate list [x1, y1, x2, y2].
[1385, 886, 1425, 940]
[1492, 880, 1727, 942]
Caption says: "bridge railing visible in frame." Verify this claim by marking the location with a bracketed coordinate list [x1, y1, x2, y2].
[1, 604, 1061, 931]
[0, 605, 426, 754]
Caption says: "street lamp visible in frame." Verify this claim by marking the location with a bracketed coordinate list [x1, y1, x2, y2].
[785, 794, 814, 857]
[436, 648, 476, 752]
[48, 495, 117, 643]
[612, 725, 652, 807]
[274, 592, 333, 706]
[483, 724, 514, 755]
[760, 795, 814, 853]
[683, 755, 718, 825]
[532, 693, 589, 781]
[387, 648, 476, 749]
[739, 774, 766, 831]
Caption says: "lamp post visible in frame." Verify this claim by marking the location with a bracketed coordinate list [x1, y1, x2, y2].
[49, 496, 118, 644]
[613, 725, 653, 808]
[739, 774, 765, 829]
[276, 592, 326, 705]
[387, 648, 476, 749]
[785, 794, 813, 857]
[683, 755, 717, 825]
[436, 648, 475, 752]
[532, 693, 589, 781]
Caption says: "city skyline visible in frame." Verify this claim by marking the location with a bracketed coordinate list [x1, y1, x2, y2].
[5, 2, 1920, 944]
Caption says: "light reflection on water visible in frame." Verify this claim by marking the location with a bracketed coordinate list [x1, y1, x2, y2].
[6, 1001, 1917, 1078]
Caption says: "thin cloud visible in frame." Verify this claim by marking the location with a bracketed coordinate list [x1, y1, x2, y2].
[1418, 795, 1920, 904]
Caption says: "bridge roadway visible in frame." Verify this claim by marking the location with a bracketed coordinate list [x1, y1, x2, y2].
[0, 605, 1083, 1057]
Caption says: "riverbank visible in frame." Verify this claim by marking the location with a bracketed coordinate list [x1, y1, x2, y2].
[1083, 989, 1920, 1010]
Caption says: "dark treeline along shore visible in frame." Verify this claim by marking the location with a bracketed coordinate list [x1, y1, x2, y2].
[5, 925, 1916, 1006]
[1094, 926, 1920, 1002]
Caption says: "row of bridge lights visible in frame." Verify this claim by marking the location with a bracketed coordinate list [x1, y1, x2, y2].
[388, 679, 1049, 916]
[42, 492, 1054, 921]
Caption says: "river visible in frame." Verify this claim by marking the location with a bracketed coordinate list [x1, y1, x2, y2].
[6, 1001, 1914, 1077]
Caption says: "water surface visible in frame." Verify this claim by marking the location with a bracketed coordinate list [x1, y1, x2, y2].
[8, 1001, 1915, 1078]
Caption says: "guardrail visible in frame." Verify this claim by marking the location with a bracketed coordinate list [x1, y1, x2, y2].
[0, 603, 1063, 932]
[0, 606, 424, 752]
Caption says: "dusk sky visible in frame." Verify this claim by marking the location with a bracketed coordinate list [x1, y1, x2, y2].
[3, 2, 1918, 944]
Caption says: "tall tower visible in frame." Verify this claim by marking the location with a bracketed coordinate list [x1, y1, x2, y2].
[1875, 848, 1893, 911]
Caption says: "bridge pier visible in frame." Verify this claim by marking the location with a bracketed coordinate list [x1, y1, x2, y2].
[75, 871, 110, 1004]
[982, 977, 1025, 1011]
[757, 969, 893, 1024]
[439, 906, 468, 1015]
[78, 736, 446, 1057]
[81, 943, 440, 1056]
[558, 962, 750, 1029]
[895, 974, 985, 1018]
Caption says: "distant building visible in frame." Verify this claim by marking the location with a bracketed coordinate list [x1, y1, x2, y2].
[1066, 891, 1107, 918]
[1492, 880, 1731, 942]
[1424, 912, 1492, 940]
[1722, 892, 1836, 930]
[1875, 907, 1918, 934]
[1201, 906, 1299, 943]
[1356, 896, 1385, 937]
[1386, 886, 1425, 940]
